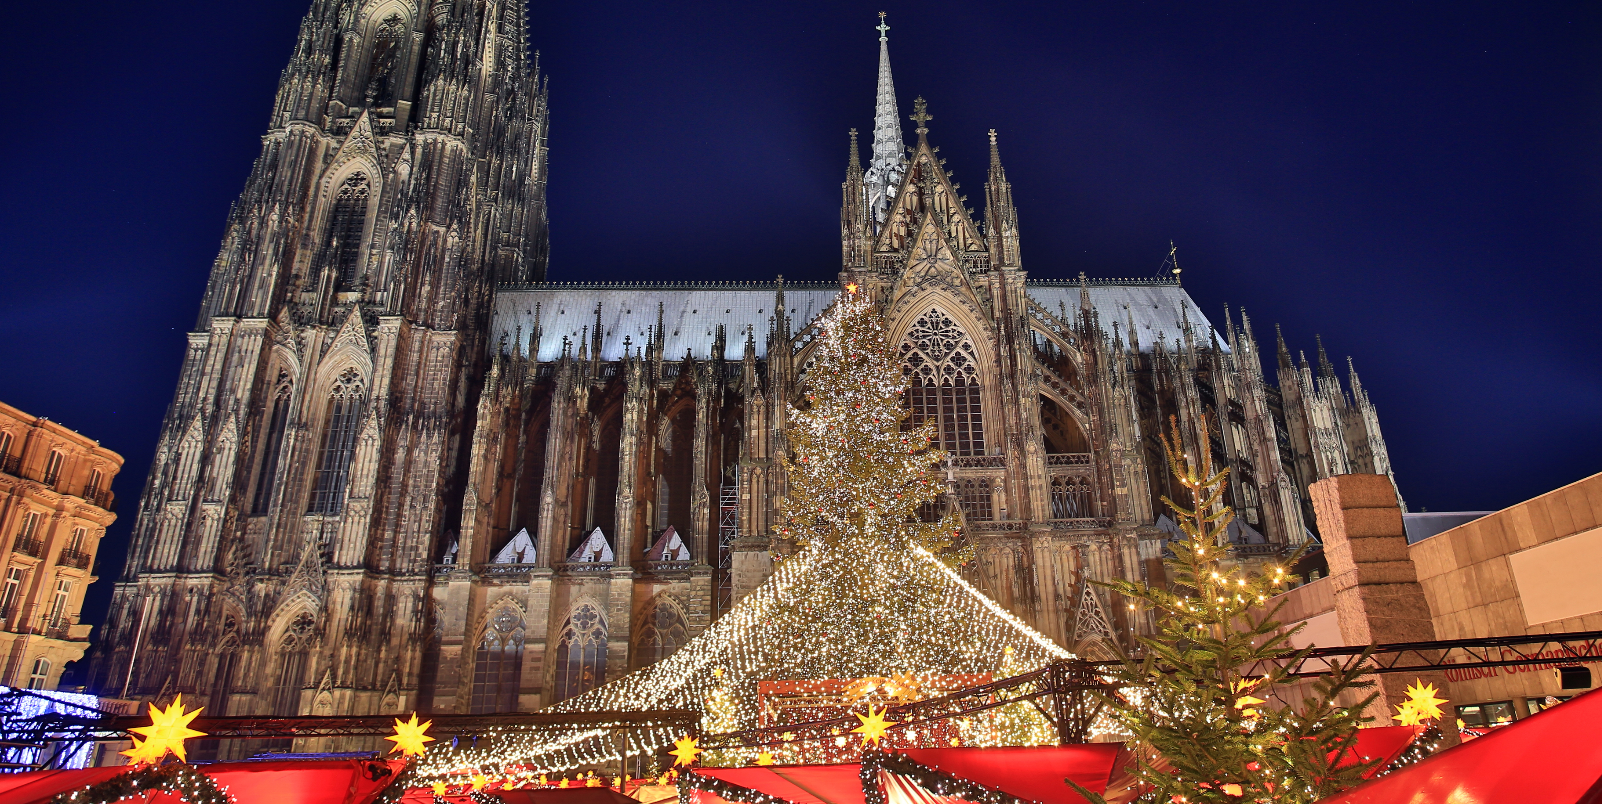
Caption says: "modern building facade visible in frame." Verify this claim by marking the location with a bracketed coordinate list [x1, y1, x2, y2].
[92, 3, 1399, 729]
[1264, 473, 1601, 726]
[0, 401, 122, 690]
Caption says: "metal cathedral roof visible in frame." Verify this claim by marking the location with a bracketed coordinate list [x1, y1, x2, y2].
[491, 278, 1222, 362]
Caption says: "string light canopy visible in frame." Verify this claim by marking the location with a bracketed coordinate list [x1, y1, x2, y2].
[408, 280, 1076, 783]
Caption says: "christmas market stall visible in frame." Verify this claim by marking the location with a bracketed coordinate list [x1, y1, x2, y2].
[1316, 688, 1600, 804]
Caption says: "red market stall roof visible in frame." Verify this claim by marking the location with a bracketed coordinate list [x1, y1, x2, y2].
[691, 765, 867, 804]
[1318, 688, 1601, 804]
[397, 787, 643, 804]
[686, 746, 1124, 804]
[0, 758, 404, 804]
[1336, 726, 1423, 779]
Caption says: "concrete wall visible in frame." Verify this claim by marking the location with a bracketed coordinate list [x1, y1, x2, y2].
[1408, 473, 1601, 714]
[1259, 473, 1602, 721]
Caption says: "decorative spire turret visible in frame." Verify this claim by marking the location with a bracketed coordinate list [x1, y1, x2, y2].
[841, 129, 870, 274]
[864, 13, 905, 231]
[984, 129, 1021, 269]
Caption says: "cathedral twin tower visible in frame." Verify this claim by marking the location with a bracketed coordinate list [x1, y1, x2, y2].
[91, 2, 1397, 733]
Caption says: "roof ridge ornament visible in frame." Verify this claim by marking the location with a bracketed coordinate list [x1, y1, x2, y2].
[876, 11, 889, 41]
[910, 96, 933, 140]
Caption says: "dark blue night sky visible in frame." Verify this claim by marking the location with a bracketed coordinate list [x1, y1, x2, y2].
[0, 1, 1596, 626]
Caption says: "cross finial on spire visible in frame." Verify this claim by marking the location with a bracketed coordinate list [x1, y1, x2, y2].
[876, 12, 889, 41]
[910, 96, 932, 137]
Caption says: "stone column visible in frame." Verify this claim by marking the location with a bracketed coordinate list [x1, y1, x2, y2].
[1310, 473, 1455, 737]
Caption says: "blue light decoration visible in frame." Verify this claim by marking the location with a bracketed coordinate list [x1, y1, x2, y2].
[0, 686, 105, 770]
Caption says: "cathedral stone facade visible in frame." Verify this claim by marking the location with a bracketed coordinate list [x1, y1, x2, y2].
[91, 5, 1397, 729]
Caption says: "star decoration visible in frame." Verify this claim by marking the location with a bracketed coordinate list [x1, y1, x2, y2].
[1230, 679, 1266, 718]
[119, 737, 165, 766]
[1391, 702, 1424, 727]
[431, 782, 448, 796]
[471, 774, 489, 791]
[1403, 680, 1448, 722]
[852, 705, 896, 746]
[755, 751, 776, 766]
[669, 735, 702, 766]
[385, 712, 436, 757]
[128, 693, 207, 763]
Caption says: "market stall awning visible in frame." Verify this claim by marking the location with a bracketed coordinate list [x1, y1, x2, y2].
[685, 746, 1124, 804]
[1318, 688, 1600, 804]
[689, 765, 867, 804]
[0, 758, 403, 804]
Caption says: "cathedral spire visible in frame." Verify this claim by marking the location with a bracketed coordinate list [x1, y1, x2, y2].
[864, 13, 905, 231]
[1315, 334, 1337, 379]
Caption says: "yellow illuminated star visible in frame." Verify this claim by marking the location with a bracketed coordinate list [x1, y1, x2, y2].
[1230, 679, 1266, 718]
[852, 705, 896, 746]
[431, 782, 448, 796]
[1391, 701, 1424, 727]
[1403, 680, 1449, 722]
[118, 737, 165, 766]
[471, 774, 489, 791]
[669, 735, 702, 766]
[755, 751, 776, 766]
[128, 694, 207, 763]
[385, 713, 436, 757]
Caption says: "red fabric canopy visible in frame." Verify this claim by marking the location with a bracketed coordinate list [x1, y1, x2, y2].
[0, 758, 404, 804]
[1319, 688, 1601, 804]
[896, 746, 1121, 802]
[1336, 726, 1424, 779]
[0, 767, 131, 804]
[693, 765, 868, 804]
[689, 746, 1123, 804]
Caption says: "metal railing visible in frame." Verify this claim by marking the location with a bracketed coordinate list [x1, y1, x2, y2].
[11, 536, 42, 558]
[56, 549, 91, 570]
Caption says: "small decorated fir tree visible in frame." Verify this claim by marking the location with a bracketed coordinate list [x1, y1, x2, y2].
[1076, 418, 1378, 804]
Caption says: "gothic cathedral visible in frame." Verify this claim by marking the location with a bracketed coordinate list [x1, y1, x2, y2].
[92, 4, 1397, 729]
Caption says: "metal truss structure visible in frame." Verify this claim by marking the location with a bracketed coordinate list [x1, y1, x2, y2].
[2, 631, 1596, 757]
[701, 630, 1602, 750]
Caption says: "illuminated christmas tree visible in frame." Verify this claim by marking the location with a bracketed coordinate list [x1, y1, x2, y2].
[414, 287, 1072, 779]
[1074, 419, 1378, 804]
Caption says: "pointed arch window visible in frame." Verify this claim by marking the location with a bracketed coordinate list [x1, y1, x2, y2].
[900, 310, 986, 456]
[270, 613, 315, 715]
[363, 13, 407, 107]
[252, 377, 293, 514]
[308, 370, 365, 515]
[637, 597, 688, 667]
[553, 604, 607, 702]
[470, 607, 525, 713]
[326, 175, 371, 291]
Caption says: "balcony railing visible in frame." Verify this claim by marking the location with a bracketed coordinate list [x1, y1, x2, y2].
[553, 561, 614, 575]
[1046, 453, 1092, 467]
[82, 488, 112, 509]
[12, 535, 43, 558]
[1047, 517, 1113, 530]
[950, 455, 1005, 469]
[58, 548, 92, 570]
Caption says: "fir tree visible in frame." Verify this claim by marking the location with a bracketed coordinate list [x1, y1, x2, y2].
[1075, 418, 1378, 804]
[776, 284, 969, 563]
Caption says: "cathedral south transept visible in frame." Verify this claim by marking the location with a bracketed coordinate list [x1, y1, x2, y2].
[92, 4, 1399, 734]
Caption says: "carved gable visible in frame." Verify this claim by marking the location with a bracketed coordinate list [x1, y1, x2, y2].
[873, 141, 985, 257]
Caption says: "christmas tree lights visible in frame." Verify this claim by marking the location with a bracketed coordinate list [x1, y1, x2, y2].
[408, 285, 1073, 783]
[1072, 417, 1380, 804]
